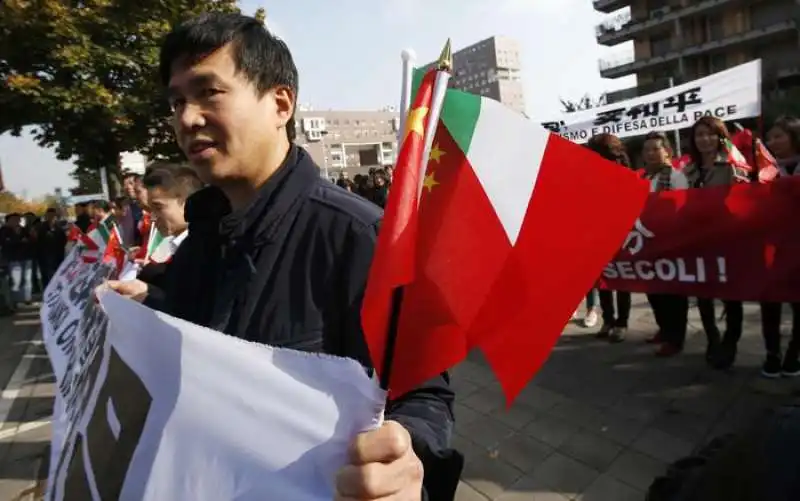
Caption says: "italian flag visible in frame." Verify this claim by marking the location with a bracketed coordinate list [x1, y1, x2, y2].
[363, 71, 649, 401]
[147, 232, 175, 263]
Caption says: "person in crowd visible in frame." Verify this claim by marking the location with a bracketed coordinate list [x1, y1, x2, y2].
[74, 202, 93, 232]
[0, 213, 35, 306]
[113, 196, 139, 246]
[135, 163, 202, 290]
[586, 133, 633, 343]
[573, 289, 600, 328]
[640, 131, 690, 357]
[22, 211, 43, 294]
[758, 116, 800, 378]
[104, 13, 460, 500]
[683, 116, 748, 369]
[123, 172, 147, 217]
[371, 170, 389, 208]
[36, 207, 67, 288]
[92, 199, 113, 226]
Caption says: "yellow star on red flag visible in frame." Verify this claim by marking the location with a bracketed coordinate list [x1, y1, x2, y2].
[422, 171, 439, 192]
[429, 143, 445, 163]
[404, 106, 429, 141]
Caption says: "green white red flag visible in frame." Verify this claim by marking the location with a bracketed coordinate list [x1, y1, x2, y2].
[362, 71, 650, 402]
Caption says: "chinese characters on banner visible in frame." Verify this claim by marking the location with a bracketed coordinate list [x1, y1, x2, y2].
[541, 60, 761, 143]
[599, 177, 800, 302]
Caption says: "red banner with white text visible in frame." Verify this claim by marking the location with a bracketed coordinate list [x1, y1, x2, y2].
[598, 176, 800, 302]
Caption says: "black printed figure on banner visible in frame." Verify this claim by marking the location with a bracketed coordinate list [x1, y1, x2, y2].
[542, 120, 565, 133]
[626, 101, 660, 120]
[592, 108, 626, 126]
[663, 87, 702, 113]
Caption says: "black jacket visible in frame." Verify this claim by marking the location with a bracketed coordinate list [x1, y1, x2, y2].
[146, 146, 463, 500]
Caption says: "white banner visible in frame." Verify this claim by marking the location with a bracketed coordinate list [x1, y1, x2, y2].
[541, 59, 762, 143]
[40, 247, 117, 488]
[44, 288, 385, 501]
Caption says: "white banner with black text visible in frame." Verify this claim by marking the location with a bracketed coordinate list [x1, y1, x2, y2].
[42, 285, 385, 500]
[541, 59, 762, 143]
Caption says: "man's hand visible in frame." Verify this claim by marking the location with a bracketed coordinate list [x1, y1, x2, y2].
[102, 279, 149, 303]
[335, 421, 423, 500]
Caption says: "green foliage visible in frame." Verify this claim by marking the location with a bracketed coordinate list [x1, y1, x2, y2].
[0, 0, 246, 186]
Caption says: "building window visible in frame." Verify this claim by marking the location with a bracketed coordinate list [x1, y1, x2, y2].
[650, 32, 671, 57]
[709, 53, 727, 72]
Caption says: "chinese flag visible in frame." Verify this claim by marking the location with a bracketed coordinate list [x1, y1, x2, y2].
[361, 69, 437, 385]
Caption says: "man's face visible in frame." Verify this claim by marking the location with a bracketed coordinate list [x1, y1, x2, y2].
[134, 180, 149, 209]
[6, 216, 20, 228]
[147, 187, 186, 235]
[167, 43, 294, 184]
[45, 211, 57, 223]
[123, 176, 138, 199]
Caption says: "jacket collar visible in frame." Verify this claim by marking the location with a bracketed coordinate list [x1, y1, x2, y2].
[184, 145, 319, 244]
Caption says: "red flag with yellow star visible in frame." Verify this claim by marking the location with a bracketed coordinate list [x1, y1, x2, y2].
[361, 69, 437, 378]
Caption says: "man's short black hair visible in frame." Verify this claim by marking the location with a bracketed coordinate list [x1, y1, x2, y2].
[94, 200, 111, 212]
[143, 163, 204, 201]
[159, 12, 298, 142]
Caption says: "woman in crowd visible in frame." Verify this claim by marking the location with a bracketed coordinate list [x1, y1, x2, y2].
[640, 131, 690, 357]
[683, 116, 748, 369]
[759, 116, 800, 378]
[574, 289, 600, 329]
[586, 133, 632, 342]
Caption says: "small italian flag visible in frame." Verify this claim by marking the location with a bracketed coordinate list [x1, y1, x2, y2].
[363, 68, 649, 400]
[147, 230, 173, 263]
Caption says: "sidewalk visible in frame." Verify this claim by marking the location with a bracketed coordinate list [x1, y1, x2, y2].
[0, 305, 52, 501]
[454, 296, 799, 500]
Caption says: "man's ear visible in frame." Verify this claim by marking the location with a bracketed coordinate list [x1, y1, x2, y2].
[272, 85, 296, 131]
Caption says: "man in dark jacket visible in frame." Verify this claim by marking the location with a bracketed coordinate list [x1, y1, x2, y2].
[36, 207, 67, 287]
[106, 12, 461, 501]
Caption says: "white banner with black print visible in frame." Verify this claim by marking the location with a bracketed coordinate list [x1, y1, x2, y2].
[541, 59, 762, 143]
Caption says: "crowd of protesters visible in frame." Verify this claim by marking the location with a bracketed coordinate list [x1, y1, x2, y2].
[573, 114, 800, 381]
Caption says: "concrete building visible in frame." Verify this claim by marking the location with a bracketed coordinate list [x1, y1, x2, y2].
[594, 0, 800, 104]
[420, 36, 527, 114]
[294, 106, 400, 178]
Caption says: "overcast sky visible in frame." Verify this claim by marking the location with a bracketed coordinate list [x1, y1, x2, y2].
[0, 0, 633, 198]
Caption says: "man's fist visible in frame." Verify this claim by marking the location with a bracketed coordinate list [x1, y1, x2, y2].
[100, 279, 149, 303]
[335, 420, 423, 500]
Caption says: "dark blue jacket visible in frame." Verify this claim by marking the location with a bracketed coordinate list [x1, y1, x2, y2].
[147, 145, 463, 500]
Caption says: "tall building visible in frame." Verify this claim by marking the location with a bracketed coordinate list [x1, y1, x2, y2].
[420, 36, 527, 114]
[294, 107, 400, 178]
[594, 0, 800, 104]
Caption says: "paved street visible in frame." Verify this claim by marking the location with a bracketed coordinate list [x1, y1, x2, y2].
[0, 305, 51, 501]
[453, 296, 799, 500]
[0, 296, 797, 500]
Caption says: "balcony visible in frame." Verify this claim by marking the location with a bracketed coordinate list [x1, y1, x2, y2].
[593, 0, 629, 14]
[599, 19, 798, 78]
[596, 0, 739, 46]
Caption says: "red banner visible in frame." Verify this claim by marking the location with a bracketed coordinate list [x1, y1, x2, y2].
[599, 176, 800, 302]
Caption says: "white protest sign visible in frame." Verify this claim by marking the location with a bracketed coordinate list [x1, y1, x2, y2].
[541, 59, 762, 143]
[40, 248, 116, 491]
[41, 247, 110, 383]
[46, 291, 386, 501]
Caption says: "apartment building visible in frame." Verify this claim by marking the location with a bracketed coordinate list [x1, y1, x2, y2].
[420, 36, 527, 114]
[294, 107, 400, 178]
[594, 0, 800, 104]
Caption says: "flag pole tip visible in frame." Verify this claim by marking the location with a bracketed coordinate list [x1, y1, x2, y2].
[401, 48, 416, 62]
[437, 39, 453, 72]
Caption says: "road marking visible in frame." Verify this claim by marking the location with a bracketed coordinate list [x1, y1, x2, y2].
[0, 419, 52, 441]
[0, 336, 45, 426]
